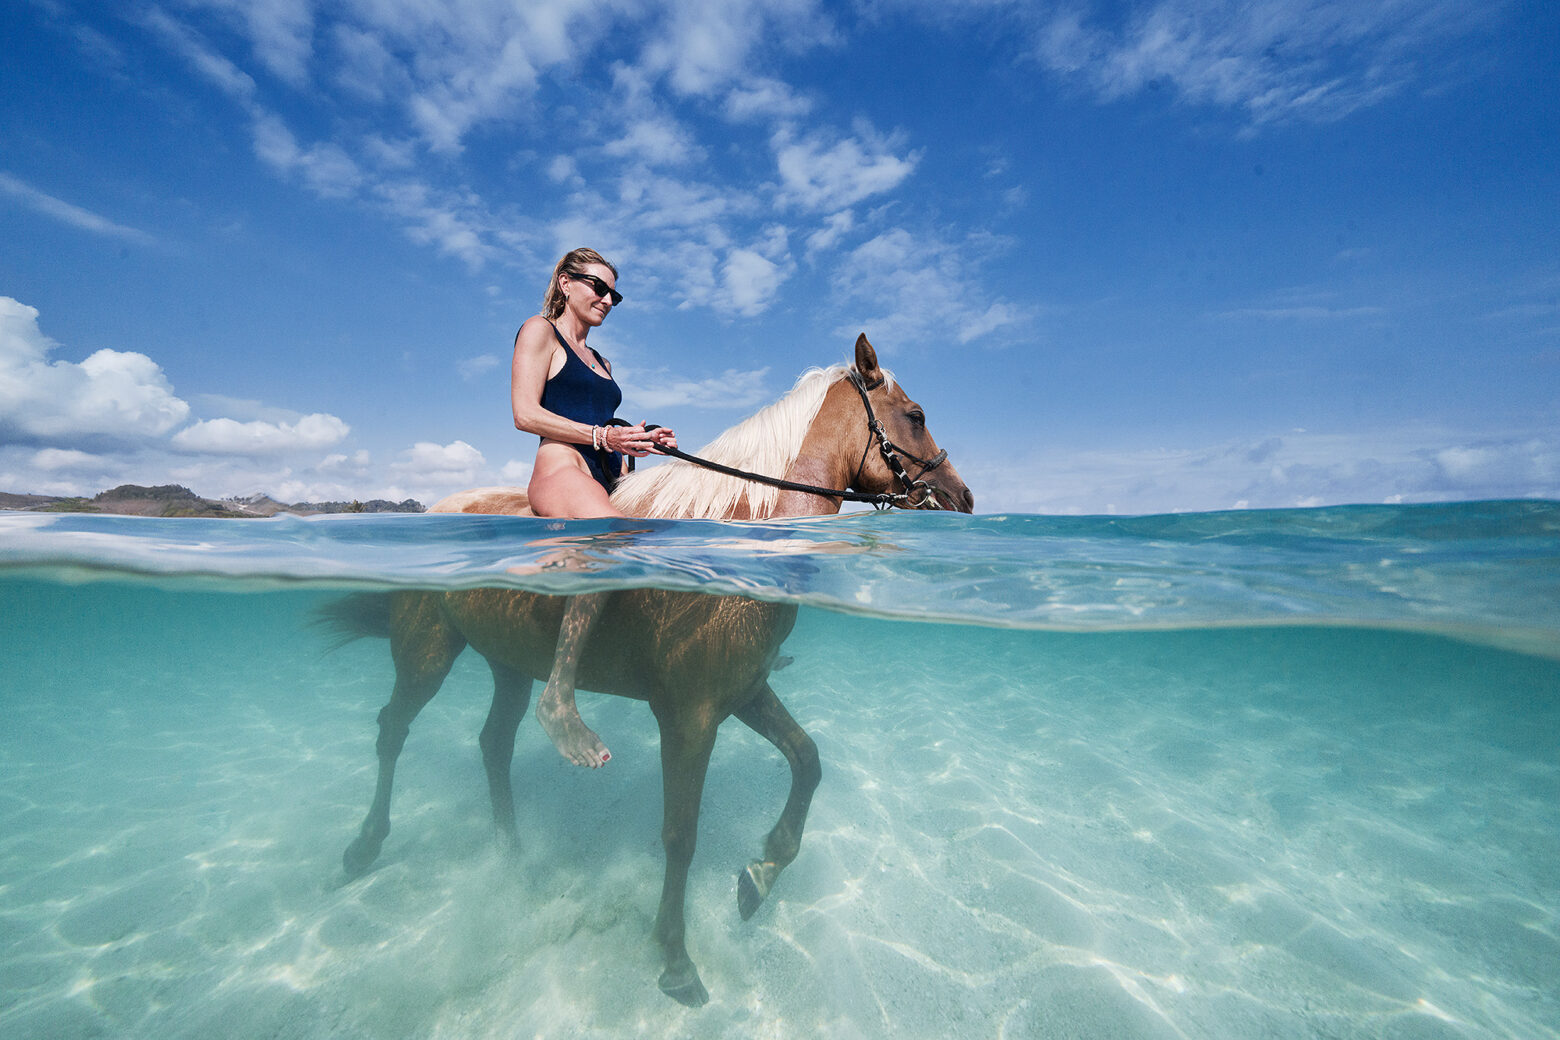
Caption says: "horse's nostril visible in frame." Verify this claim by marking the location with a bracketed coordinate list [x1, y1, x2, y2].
[961, 488, 975, 513]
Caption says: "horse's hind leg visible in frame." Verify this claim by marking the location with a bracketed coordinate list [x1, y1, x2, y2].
[651, 702, 718, 1007]
[477, 657, 532, 852]
[734, 682, 821, 920]
[343, 594, 465, 878]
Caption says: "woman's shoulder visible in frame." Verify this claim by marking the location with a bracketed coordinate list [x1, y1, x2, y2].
[514, 314, 560, 350]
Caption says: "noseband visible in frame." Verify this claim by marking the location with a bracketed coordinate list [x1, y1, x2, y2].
[643, 369, 951, 509]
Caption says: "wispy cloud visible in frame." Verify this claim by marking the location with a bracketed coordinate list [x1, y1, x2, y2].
[179, 0, 316, 88]
[831, 227, 1031, 348]
[972, 426, 1560, 515]
[619, 365, 773, 413]
[0, 171, 155, 245]
[1032, 0, 1496, 127]
[638, 0, 835, 97]
[1216, 305, 1388, 321]
[458, 354, 504, 382]
[142, 5, 259, 104]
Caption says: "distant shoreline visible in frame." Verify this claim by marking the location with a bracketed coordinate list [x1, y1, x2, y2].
[0, 484, 425, 518]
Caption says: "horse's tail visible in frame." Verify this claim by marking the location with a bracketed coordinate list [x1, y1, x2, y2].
[313, 592, 394, 650]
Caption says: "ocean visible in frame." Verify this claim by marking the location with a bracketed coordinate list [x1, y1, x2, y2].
[1, 502, 1556, 1039]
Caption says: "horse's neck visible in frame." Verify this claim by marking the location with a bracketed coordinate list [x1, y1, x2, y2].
[765, 382, 856, 519]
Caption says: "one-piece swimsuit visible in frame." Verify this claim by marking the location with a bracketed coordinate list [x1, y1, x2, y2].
[537, 320, 624, 492]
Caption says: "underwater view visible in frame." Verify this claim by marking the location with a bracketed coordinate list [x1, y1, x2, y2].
[1, 503, 1557, 1039]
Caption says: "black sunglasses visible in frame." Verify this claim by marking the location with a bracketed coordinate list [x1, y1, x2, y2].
[569, 272, 623, 306]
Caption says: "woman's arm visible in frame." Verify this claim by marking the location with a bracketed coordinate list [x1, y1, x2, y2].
[511, 317, 591, 443]
[510, 317, 677, 456]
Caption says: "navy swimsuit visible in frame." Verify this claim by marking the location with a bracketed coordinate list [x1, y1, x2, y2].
[538, 321, 624, 492]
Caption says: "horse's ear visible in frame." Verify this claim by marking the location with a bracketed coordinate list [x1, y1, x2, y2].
[854, 333, 883, 388]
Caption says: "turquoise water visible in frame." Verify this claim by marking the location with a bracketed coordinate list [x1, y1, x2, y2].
[1, 503, 1557, 1038]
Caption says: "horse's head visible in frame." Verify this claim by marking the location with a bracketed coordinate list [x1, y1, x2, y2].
[842, 334, 974, 514]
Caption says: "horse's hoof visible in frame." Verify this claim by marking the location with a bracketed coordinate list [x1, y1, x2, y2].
[342, 835, 381, 878]
[737, 860, 779, 921]
[659, 965, 710, 1007]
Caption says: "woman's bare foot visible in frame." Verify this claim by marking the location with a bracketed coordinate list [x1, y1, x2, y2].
[537, 682, 610, 768]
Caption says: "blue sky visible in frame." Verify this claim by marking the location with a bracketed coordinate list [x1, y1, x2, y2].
[2, 0, 1556, 514]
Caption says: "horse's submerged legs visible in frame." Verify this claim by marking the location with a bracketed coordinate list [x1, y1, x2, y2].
[650, 698, 720, 1007]
[343, 593, 466, 878]
[733, 683, 821, 920]
[478, 657, 533, 851]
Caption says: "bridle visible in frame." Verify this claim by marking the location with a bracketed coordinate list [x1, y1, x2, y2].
[640, 370, 951, 510]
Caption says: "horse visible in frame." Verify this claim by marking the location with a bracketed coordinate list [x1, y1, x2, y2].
[322, 334, 973, 1006]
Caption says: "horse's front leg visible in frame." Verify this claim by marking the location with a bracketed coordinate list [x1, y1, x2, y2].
[343, 595, 464, 878]
[733, 682, 820, 920]
[477, 657, 533, 852]
[651, 701, 718, 1007]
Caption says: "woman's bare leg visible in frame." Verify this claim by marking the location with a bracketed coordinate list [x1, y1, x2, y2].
[538, 592, 610, 767]
[528, 454, 619, 768]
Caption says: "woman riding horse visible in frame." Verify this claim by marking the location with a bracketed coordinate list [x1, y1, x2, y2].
[335, 334, 972, 1005]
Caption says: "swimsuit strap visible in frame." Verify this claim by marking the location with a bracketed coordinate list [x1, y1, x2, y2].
[546, 319, 607, 373]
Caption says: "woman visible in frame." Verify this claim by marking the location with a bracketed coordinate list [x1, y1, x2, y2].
[512, 248, 676, 768]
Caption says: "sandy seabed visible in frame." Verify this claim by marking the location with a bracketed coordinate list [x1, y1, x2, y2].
[1, 581, 1556, 1039]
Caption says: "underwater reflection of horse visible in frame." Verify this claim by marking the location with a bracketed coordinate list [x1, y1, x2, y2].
[321, 336, 973, 1005]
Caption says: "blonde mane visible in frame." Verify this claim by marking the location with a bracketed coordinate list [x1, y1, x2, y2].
[610, 364, 889, 520]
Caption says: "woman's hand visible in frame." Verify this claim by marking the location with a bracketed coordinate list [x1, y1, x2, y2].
[603, 422, 677, 457]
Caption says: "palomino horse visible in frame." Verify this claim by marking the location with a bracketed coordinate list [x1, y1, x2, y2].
[325, 335, 972, 1006]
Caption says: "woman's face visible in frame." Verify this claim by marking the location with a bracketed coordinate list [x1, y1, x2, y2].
[562, 264, 618, 327]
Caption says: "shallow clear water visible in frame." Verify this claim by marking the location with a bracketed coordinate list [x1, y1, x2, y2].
[1, 504, 1557, 1039]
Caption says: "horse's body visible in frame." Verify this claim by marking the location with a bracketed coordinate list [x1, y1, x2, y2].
[327, 336, 972, 1005]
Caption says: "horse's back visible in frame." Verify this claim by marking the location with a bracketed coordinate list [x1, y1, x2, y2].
[429, 487, 533, 515]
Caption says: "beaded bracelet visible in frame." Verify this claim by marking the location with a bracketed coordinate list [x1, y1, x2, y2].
[591, 425, 601, 450]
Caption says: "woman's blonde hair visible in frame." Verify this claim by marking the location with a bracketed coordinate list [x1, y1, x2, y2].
[542, 247, 618, 320]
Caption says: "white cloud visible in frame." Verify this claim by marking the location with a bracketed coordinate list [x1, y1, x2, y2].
[0, 296, 190, 443]
[724, 77, 813, 122]
[546, 154, 581, 185]
[773, 123, 920, 212]
[171, 413, 351, 454]
[717, 243, 792, 318]
[805, 210, 855, 255]
[0, 298, 375, 500]
[391, 439, 487, 487]
[603, 117, 704, 167]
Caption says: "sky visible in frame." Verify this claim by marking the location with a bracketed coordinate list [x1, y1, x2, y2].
[2, 0, 1557, 515]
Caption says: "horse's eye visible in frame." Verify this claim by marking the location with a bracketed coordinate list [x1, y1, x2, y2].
[907, 410, 925, 429]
